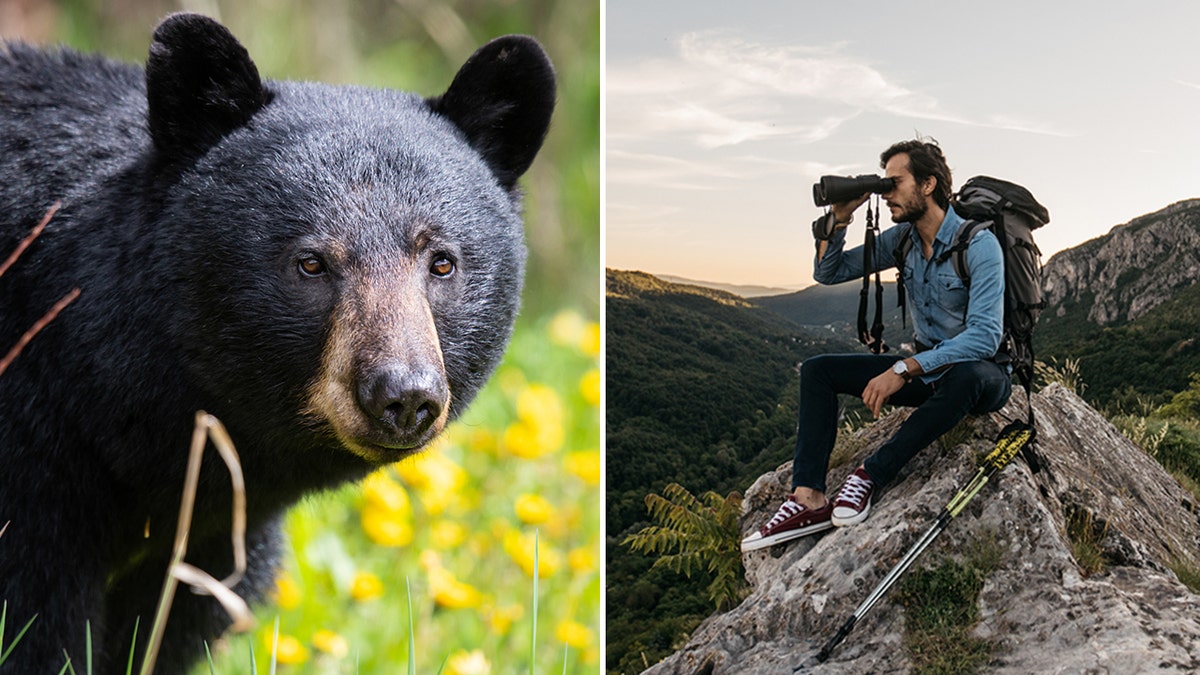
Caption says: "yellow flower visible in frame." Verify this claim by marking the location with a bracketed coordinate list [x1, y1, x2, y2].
[431, 519, 467, 549]
[579, 367, 601, 407]
[564, 449, 600, 486]
[502, 383, 564, 458]
[579, 321, 600, 358]
[548, 310, 586, 347]
[429, 568, 483, 609]
[568, 545, 598, 573]
[395, 451, 468, 515]
[359, 470, 414, 546]
[503, 530, 563, 579]
[480, 603, 524, 636]
[349, 571, 384, 602]
[555, 619, 594, 649]
[361, 503, 414, 547]
[361, 470, 410, 512]
[445, 649, 491, 675]
[514, 493, 554, 525]
[420, 550, 482, 609]
[264, 632, 309, 665]
[517, 382, 563, 424]
[311, 629, 349, 658]
[272, 572, 302, 611]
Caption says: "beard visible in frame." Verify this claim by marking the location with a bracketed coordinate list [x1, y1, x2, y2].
[888, 194, 928, 224]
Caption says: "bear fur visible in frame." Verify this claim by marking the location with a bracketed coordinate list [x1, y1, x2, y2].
[0, 13, 554, 673]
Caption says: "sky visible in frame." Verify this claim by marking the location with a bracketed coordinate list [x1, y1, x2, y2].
[605, 1, 1200, 290]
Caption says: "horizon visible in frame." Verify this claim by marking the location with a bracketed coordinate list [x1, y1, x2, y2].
[606, 1, 1200, 289]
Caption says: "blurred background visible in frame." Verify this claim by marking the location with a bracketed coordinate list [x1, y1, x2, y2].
[0, 0, 600, 672]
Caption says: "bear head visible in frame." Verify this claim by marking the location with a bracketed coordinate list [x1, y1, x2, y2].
[143, 13, 555, 465]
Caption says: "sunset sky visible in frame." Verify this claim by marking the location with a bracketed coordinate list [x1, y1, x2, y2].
[606, 1, 1200, 289]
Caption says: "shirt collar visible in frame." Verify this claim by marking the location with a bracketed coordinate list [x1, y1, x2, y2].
[934, 206, 964, 247]
[906, 206, 963, 251]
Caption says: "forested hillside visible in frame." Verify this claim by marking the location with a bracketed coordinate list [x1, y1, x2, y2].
[1036, 199, 1200, 405]
[605, 269, 855, 673]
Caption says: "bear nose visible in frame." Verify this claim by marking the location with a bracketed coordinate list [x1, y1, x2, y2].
[357, 367, 447, 441]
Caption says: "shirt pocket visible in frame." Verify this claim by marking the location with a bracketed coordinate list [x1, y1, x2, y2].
[935, 272, 968, 315]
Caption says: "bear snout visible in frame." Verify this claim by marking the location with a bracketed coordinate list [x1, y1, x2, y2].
[356, 365, 448, 445]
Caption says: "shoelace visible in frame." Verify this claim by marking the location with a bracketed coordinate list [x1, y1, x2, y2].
[765, 499, 802, 528]
[837, 473, 872, 508]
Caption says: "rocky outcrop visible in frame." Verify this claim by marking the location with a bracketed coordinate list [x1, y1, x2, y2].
[645, 384, 1200, 674]
[1042, 199, 1200, 326]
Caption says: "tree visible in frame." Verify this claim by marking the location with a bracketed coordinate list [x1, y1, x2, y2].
[622, 483, 747, 611]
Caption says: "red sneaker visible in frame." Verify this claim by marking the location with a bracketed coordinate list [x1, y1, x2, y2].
[831, 467, 874, 527]
[741, 496, 833, 552]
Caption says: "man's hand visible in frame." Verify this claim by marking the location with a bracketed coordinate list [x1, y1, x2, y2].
[862, 369, 904, 418]
[830, 193, 870, 228]
[862, 358, 922, 418]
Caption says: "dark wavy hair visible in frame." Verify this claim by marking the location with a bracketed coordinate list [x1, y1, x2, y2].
[880, 139, 952, 210]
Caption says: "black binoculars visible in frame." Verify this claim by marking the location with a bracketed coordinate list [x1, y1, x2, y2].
[812, 174, 896, 207]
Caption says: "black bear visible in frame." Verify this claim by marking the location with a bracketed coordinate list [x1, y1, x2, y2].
[0, 13, 554, 673]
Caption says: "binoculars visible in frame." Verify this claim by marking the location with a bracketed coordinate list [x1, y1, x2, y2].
[812, 174, 896, 207]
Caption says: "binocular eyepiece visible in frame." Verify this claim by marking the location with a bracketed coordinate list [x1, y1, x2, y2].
[812, 174, 896, 207]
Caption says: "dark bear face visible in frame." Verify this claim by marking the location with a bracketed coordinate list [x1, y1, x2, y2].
[146, 14, 554, 463]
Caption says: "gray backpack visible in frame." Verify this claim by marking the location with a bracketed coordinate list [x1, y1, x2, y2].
[894, 176, 1051, 425]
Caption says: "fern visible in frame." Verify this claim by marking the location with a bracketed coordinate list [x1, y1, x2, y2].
[623, 484, 747, 610]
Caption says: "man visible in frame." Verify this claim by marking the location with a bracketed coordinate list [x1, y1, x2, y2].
[741, 139, 1012, 552]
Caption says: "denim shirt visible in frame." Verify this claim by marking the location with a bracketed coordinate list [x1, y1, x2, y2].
[813, 206, 1005, 381]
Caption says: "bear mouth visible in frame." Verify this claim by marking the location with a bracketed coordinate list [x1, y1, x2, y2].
[339, 422, 447, 464]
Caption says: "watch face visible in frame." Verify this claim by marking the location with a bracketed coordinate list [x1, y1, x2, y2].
[893, 361, 907, 375]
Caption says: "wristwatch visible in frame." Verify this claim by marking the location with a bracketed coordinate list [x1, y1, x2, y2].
[892, 360, 912, 381]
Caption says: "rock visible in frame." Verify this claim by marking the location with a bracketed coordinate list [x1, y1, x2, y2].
[1042, 199, 1200, 326]
[643, 384, 1200, 674]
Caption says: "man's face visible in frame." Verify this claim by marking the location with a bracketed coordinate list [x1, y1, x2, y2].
[882, 153, 931, 224]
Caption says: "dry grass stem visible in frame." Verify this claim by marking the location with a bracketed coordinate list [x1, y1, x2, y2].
[0, 287, 81, 379]
[139, 412, 251, 675]
[0, 201, 58, 278]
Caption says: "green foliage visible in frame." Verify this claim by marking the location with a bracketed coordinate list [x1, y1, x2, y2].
[623, 485, 747, 612]
[894, 533, 1003, 675]
[1157, 373, 1200, 419]
[1036, 282, 1200, 407]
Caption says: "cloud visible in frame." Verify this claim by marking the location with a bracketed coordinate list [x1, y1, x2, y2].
[608, 30, 1066, 151]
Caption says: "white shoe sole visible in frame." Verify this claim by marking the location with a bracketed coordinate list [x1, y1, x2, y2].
[740, 520, 834, 552]
[831, 500, 871, 527]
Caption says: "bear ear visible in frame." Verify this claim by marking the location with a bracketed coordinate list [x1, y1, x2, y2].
[427, 35, 556, 191]
[146, 13, 270, 166]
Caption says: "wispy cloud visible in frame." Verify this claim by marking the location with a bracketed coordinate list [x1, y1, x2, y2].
[608, 30, 1067, 152]
[1173, 78, 1200, 91]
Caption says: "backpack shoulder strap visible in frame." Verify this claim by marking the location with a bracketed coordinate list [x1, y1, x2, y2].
[934, 218, 994, 286]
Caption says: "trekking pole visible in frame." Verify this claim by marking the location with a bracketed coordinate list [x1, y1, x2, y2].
[811, 420, 1035, 664]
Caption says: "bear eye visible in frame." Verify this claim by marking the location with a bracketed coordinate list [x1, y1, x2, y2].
[430, 255, 455, 278]
[298, 254, 326, 277]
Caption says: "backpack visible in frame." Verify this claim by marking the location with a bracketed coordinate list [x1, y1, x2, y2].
[893, 176, 1050, 426]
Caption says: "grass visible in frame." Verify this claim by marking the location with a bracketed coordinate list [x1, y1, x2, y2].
[1169, 556, 1200, 594]
[894, 531, 1003, 675]
[1065, 506, 1110, 577]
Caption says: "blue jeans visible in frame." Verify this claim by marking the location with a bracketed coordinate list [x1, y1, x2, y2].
[791, 354, 1012, 492]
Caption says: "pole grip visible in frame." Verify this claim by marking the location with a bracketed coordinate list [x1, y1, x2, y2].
[816, 615, 857, 662]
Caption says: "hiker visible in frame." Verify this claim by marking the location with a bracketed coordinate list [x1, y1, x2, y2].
[741, 139, 1013, 552]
